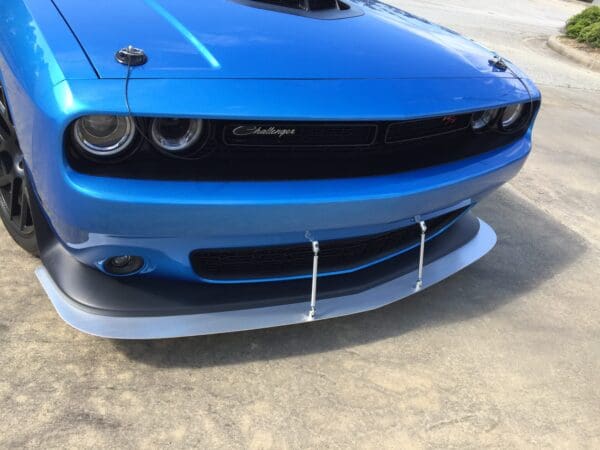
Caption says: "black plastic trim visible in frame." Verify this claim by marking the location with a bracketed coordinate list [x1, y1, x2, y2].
[190, 206, 469, 281]
[384, 113, 472, 144]
[231, 0, 364, 19]
[65, 102, 540, 182]
[222, 121, 379, 148]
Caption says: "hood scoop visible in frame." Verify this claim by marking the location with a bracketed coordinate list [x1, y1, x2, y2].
[258, 0, 343, 10]
[234, 0, 363, 19]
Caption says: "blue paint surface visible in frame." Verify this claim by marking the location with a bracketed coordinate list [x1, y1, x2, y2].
[0, 0, 541, 284]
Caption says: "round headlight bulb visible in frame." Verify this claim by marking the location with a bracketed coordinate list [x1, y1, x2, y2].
[471, 109, 499, 131]
[501, 103, 525, 129]
[151, 118, 204, 153]
[73, 115, 136, 157]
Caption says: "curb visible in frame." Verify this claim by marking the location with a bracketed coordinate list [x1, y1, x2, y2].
[547, 35, 600, 73]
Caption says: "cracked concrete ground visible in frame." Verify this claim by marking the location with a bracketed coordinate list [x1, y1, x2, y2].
[1, 0, 599, 448]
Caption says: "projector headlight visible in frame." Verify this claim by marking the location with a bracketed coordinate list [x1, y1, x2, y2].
[151, 118, 204, 153]
[73, 115, 136, 157]
[471, 109, 499, 131]
[500, 103, 526, 130]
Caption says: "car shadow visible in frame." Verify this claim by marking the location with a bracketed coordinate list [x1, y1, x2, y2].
[111, 188, 588, 368]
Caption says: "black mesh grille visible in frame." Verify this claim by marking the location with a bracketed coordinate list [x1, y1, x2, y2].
[222, 122, 378, 147]
[67, 102, 539, 181]
[386, 114, 471, 143]
[190, 207, 468, 281]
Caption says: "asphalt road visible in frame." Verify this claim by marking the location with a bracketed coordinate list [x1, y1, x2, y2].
[1, 0, 599, 448]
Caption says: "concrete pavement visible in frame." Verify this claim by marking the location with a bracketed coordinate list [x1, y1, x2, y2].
[1, 0, 599, 448]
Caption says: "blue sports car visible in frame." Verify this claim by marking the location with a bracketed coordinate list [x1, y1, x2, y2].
[0, 0, 540, 339]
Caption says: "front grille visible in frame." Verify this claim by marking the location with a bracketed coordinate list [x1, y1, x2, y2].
[190, 207, 468, 282]
[222, 122, 378, 147]
[385, 114, 471, 143]
[67, 102, 539, 181]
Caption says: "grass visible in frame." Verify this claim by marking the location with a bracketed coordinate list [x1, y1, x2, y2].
[566, 6, 600, 48]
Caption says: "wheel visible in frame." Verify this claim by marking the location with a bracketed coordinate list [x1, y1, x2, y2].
[0, 83, 38, 255]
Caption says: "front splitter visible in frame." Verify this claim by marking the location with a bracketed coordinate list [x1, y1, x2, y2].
[35, 218, 496, 340]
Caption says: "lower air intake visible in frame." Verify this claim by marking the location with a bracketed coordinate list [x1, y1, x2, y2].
[191, 207, 469, 282]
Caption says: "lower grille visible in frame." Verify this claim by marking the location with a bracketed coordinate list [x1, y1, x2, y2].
[191, 207, 468, 282]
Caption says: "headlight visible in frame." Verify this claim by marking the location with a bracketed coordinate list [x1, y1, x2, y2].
[150, 118, 204, 153]
[471, 109, 499, 131]
[500, 103, 525, 130]
[73, 115, 136, 157]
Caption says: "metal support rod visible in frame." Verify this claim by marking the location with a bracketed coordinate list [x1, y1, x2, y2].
[415, 220, 427, 291]
[309, 241, 320, 320]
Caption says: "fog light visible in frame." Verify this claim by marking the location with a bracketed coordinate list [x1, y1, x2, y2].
[104, 255, 144, 276]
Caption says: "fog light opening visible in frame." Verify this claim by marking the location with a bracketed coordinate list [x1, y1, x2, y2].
[103, 255, 144, 276]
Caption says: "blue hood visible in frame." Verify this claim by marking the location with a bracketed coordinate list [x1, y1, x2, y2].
[52, 0, 510, 80]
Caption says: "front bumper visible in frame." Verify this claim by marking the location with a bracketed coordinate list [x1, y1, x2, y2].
[39, 135, 529, 283]
[31, 129, 521, 339]
[35, 212, 495, 339]
[20, 75, 536, 283]
[8, 74, 537, 339]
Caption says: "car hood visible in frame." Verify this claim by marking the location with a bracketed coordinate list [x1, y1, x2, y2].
[52, 0, 508, 80]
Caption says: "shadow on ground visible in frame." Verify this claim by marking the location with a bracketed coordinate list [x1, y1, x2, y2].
[112, 189, 588, 368]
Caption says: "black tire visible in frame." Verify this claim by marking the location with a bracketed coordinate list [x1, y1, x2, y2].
[0, 82, 38, 256]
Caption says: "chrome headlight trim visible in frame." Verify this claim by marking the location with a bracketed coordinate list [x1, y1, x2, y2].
[72, 115, 137, 157]
[150, 118, 204, 153]
[471, 109, 500, 132]
[499, 103, 527, 131]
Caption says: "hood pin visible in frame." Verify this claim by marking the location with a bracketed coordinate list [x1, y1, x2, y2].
[115, 45, 148, 66]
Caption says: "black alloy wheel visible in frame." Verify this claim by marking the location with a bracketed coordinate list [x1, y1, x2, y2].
[0, 83, 38, 255]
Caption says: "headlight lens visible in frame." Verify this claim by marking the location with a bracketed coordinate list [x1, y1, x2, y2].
[73, 115, 136, 157]
[471, 109, 499, 131]
[151, 118, 204, 153]
[500, 103, 525, 129]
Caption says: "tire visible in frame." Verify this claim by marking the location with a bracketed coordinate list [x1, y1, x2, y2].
[0, 82, 38, 256]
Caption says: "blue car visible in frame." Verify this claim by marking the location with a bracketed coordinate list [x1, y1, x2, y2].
[0, 0, 540, 339]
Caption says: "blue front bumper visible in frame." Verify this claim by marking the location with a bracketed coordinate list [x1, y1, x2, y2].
[15, 75, 535, 284]
[39, 134, 530, 283]
[23, 120, 533, 338]
[31, 136, 522, 338]
[14, 75, 535, 337]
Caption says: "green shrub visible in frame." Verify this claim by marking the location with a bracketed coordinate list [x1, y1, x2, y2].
[579, 22, 600, 48]
[566, 6, 600, 48]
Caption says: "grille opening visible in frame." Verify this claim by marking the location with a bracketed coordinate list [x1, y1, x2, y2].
[191, 207, 468, 282]
[67, 102, 540, 182]
[386, 114, 471, 143]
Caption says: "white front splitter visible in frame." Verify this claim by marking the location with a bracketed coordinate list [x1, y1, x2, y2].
[35, 219, 496, 340]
